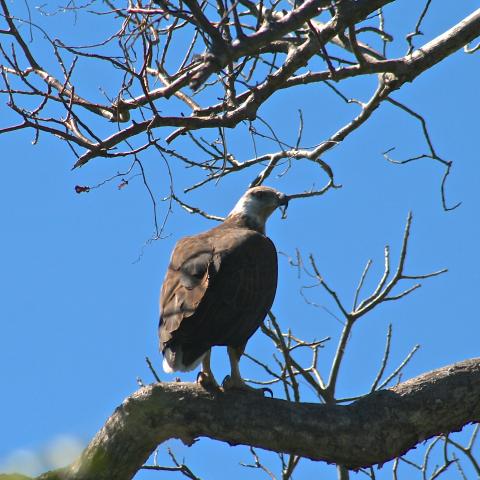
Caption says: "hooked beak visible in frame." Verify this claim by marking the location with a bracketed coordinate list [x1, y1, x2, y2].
[277, 193, 289, 207]
[277, 193, 289, 219]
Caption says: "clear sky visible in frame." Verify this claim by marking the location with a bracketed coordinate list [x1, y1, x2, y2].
[1, 2, 479, 479]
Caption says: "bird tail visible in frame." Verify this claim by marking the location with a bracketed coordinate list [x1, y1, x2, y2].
[162, 345, 206, 373]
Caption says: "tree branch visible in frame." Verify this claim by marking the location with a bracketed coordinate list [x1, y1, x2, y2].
[32, 358, 480, 480]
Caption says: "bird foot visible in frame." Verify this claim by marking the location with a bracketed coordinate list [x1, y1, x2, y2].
[197, 371, 220, 391]
[222, 375, 272, 396]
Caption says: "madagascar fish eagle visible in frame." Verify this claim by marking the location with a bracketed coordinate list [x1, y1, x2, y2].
[159, 186, 288, 391]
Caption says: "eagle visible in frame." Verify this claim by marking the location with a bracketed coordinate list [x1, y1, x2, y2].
[158, 186, 288, 391]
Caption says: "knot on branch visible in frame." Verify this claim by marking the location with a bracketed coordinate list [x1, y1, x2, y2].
[189, 48, 231, 91]
[111, 99, 131, 123]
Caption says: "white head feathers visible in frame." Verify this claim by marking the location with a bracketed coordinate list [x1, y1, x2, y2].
[228, 186, 288, 230]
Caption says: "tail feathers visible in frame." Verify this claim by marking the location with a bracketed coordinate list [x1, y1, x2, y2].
[162, 345, 205, 373]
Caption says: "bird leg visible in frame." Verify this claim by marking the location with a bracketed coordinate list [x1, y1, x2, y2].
[197, 350, 219, 391]
[223, 346, 266, 394]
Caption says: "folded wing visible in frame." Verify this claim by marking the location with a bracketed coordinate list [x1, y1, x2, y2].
[159, 225, 278, 370]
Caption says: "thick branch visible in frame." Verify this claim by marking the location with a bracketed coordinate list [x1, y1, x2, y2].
[404, 8, 480, 79]
[38, 358, 480, 480]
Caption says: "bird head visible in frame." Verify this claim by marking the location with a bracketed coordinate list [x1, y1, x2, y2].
[227, 186, 288, 231]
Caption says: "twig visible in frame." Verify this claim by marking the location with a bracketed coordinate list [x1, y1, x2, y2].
[370, 324, 392, 392]
[146, 356, 161, 383]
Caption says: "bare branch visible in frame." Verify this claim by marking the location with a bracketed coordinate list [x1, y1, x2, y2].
[51, 358, 480, 480]
[370, 324, 393, 392]
[406, 0, 433, 55]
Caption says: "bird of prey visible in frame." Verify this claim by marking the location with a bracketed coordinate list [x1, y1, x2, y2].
[158, 186, 288, 391]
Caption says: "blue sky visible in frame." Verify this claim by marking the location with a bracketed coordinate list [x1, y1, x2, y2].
[1, 2, 479, 479]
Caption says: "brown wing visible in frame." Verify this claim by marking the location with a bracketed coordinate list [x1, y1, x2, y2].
[159, 225, 278, 367]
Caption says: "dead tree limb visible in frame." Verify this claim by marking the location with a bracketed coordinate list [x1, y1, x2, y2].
[30, 357, 480, 480]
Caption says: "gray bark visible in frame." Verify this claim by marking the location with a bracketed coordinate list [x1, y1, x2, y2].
[27, 357, 480, 480]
